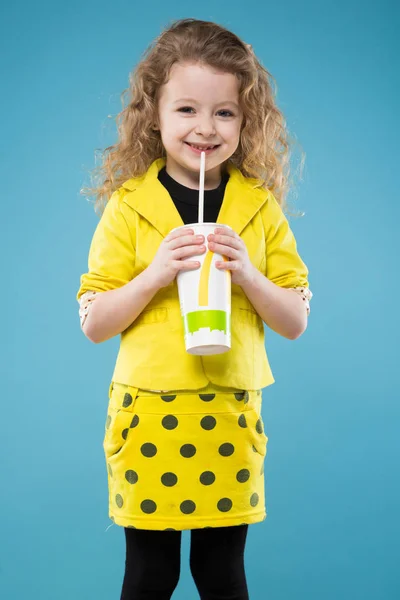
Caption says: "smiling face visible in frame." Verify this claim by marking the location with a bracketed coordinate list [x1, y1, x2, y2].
[156, 62, 244, 189]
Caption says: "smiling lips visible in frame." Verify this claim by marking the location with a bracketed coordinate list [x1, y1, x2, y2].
[187, 143, 218, 149]
[185, 142, 220, 154]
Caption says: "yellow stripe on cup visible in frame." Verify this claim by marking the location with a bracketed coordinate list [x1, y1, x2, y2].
[198, 250, 212, 306]
[198, 251, 230, 307]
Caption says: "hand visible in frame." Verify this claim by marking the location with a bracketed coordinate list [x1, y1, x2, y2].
[146, 228, 206, 289]
[208, 227, 256, 287]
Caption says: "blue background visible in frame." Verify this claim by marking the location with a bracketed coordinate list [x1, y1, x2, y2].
[2, 0, 399, 598]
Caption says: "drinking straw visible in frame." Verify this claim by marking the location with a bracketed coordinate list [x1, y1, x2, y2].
[198, 151, 205, 224]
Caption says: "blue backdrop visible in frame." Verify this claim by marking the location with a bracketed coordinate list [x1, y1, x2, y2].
[2, 1, 399, 598]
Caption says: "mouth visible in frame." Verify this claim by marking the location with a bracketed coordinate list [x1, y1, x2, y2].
[184, 142, 220, 155]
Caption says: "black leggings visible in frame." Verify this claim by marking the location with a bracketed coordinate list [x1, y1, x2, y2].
[121, 524, 249, 600]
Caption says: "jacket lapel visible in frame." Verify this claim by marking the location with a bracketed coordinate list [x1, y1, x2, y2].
[121, 157, 269, 238]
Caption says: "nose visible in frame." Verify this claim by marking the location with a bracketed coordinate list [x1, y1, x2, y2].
[194, 115, 216, 138]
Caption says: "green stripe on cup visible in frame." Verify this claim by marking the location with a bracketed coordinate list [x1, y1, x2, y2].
[183, 310, 230, 335]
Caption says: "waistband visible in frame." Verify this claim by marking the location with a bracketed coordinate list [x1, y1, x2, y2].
[108, 382, 263, 414]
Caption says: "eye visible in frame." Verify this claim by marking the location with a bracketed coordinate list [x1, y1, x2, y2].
[177, 107, 234, 117]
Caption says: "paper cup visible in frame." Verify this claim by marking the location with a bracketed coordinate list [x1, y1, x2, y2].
[171, 223, 232, 355]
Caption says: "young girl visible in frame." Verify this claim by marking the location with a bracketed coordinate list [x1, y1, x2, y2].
[76, 18, 312, 600]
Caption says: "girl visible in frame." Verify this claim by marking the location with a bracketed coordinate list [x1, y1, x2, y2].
[76, 18, 312, 600]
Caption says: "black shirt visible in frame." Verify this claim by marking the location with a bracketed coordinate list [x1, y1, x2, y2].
[158, 166, 230, 225]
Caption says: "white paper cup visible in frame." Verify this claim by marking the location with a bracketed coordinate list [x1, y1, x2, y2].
[171, 223, 232, 355]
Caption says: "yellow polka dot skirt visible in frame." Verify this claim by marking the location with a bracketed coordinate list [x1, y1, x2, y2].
[103, 382, 269, 531]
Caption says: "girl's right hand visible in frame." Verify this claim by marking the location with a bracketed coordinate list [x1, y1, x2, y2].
[146, 228, 207, 289]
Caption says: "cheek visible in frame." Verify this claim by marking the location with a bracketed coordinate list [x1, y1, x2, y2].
[221, 122, 241, 141]
[162, 119, 189, 140]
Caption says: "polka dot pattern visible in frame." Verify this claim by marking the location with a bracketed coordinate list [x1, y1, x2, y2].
[162, 415, 178, 430]
[180, 500, 196, 514]
[217, 498, 233, 512]
[125, 470, 138, 484]
[200, 471, 216, 485]
[141, 499, 157, 514]
[103, 386, 268, 531]
[161, 472, 178, 486]
[141, 443, 157, 457]
[180, 444, 196, 458]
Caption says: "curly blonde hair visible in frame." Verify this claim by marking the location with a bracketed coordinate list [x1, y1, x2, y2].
[81, 18, 306, 218]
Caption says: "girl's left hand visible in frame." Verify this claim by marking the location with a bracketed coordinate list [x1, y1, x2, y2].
[207, 227, 256, 287]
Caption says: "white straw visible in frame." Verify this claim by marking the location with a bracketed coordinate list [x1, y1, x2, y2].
[198, 151, 205, 224]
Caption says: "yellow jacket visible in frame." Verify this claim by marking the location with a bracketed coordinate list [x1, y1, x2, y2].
[77, 157, 310, 390]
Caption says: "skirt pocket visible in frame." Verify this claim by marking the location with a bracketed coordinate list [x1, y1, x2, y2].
[245, 407, 268, 457]
[103, 384, 139, 461]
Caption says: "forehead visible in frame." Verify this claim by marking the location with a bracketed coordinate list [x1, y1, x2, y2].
[159, 62, 240, 103]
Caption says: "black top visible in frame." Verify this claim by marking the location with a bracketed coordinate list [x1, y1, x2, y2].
[158, 166, 230, 225]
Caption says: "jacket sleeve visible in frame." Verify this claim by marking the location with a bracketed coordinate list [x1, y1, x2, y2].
[263, 191, 311, 290]
[76, 188, 136, 303]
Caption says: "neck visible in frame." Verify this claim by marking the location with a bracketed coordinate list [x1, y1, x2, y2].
[165, 157, 227, 190]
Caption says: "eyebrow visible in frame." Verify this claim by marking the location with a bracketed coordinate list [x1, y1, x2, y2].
[173, 98, 239, 109]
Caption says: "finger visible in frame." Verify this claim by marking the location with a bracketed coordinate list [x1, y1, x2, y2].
[209, 235, 240, 250]
[216, 260, 234, 268]
[209, 242, 237, 257]
[168, 229, 199, 250]
[167, 228, 194, 242]
[215, 228, 240, 243]
[214, 226, 233, 236]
